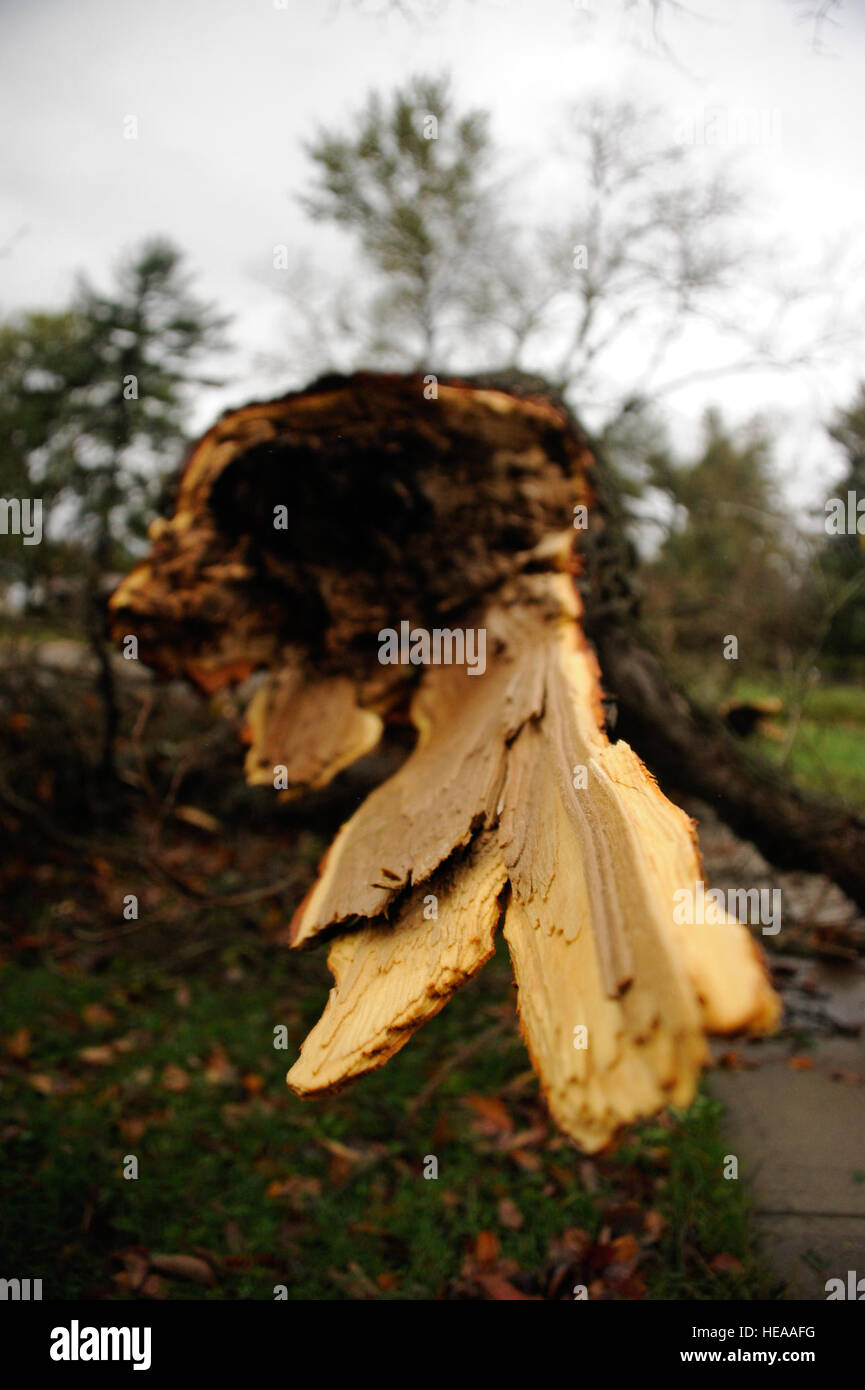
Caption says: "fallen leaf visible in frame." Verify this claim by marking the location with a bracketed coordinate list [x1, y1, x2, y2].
[162, 1064, 189, 1092]
[500, 1123, 548, 1152]
[643, 1210, 666, 1243]
[497, 1197, 524, 1230]
[474, 1231, 500, 1266]
[719, 1050, 744, 1070]
[328, 1262, 380, 1300]
[112, 1247, 149, 1290]
[204, 1044, 236, 1084]
[509, 1148, 542, 1172]
[82, 1002, 116, 1028]
[789, 1055, 814, 1070]
[376, 1272, 400, 1291]
[464, 1095, 514, 1134]
[149, 1253, 216, 1285]
[328, 1152, 352, 1185]
[174, 805, 223, 834]
[242, 1073, 264, 1095]
[548, 1227, 593, 1263]
[610, 1234, 640, 1267]
[5, 1027, 31, 1059]
[118, 1117, 148, 1142]
[709, 1253, 744, 1275]
[78, 1045, 116, 1066]
[28, 1073, 55, 1095]
[266, 1176, 322, 1208]
[613, 1272, 647, 1299]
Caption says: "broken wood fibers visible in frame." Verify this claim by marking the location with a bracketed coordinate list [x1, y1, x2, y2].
[110, 373, 780, 1152]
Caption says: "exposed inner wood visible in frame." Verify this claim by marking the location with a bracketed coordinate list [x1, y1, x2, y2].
[110, 372, 781, 1152]
[287, 834, 507, 1096]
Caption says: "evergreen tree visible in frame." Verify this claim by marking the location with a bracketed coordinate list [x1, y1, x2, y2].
[643, 409, 801, 677]
[0, 237, 229, 772]
[818, 386, 865, 663]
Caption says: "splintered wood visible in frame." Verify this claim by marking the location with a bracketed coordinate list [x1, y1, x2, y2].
[110, 373, 780, 1152]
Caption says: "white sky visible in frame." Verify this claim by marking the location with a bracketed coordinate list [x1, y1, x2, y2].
[2, 0, 864, 509]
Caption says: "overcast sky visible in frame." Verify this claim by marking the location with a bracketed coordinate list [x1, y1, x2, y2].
[2, 0, 864, 507]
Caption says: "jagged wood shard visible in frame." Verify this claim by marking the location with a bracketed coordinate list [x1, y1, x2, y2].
[243, 668, 383, 796]
[287, 835, 507, 1095]
[110, 372, 781, 1152]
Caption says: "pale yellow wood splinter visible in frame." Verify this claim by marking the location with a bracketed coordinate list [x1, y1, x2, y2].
[288, 570, 780, 1150]
[288, 835, 507, 1095]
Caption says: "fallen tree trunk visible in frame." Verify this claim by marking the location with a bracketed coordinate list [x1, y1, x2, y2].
[110, 371, 781, 1151]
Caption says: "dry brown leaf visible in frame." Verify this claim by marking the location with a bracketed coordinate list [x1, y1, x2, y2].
[78, 1045, 116, 1066]
[82, 1002, 116, 1028]
[204, 1044, 236, 1084]
[118, 1117, 148, 1142]
[719, 1050, 744, 1069]
[510, 1149, 542, 1173]
[497, 1197, 524, 1230]
[5, 1027, 31, 1059]
[266, 1176, 322, 1208]
[149, 1253, 216, 1285]
[113, 1248, 149, 1290]
[474, 1231, 500, 1266]
[549, 1227, 593, 1263]
[610, 1234, 640, 1268]
[28, 1073, 55, 1095]
[162, 1064, 189, 1092]
[464, 1095, 514, 1134]
[174, 805, 223, 834]
[643, 1210, 666, 1243]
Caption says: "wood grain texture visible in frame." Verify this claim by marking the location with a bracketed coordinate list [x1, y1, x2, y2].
[497, 577, 779, 1150]
[288, 834, 507, 1095]
[243, 668, 382, 796]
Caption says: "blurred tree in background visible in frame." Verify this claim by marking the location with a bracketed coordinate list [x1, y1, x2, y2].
[300, 74, 501, 367]
[0, 238, 229, 771]
[288, 73, 860, 563]
[817, 385, 865, 668]
[642, 409, 807, 685]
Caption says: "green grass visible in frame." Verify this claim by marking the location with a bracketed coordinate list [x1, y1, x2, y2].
[0, 936, 775, 1301]
[716, 676, 865, 806]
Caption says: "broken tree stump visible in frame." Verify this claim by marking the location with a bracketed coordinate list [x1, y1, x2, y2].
[109, 372, 780, 1151]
